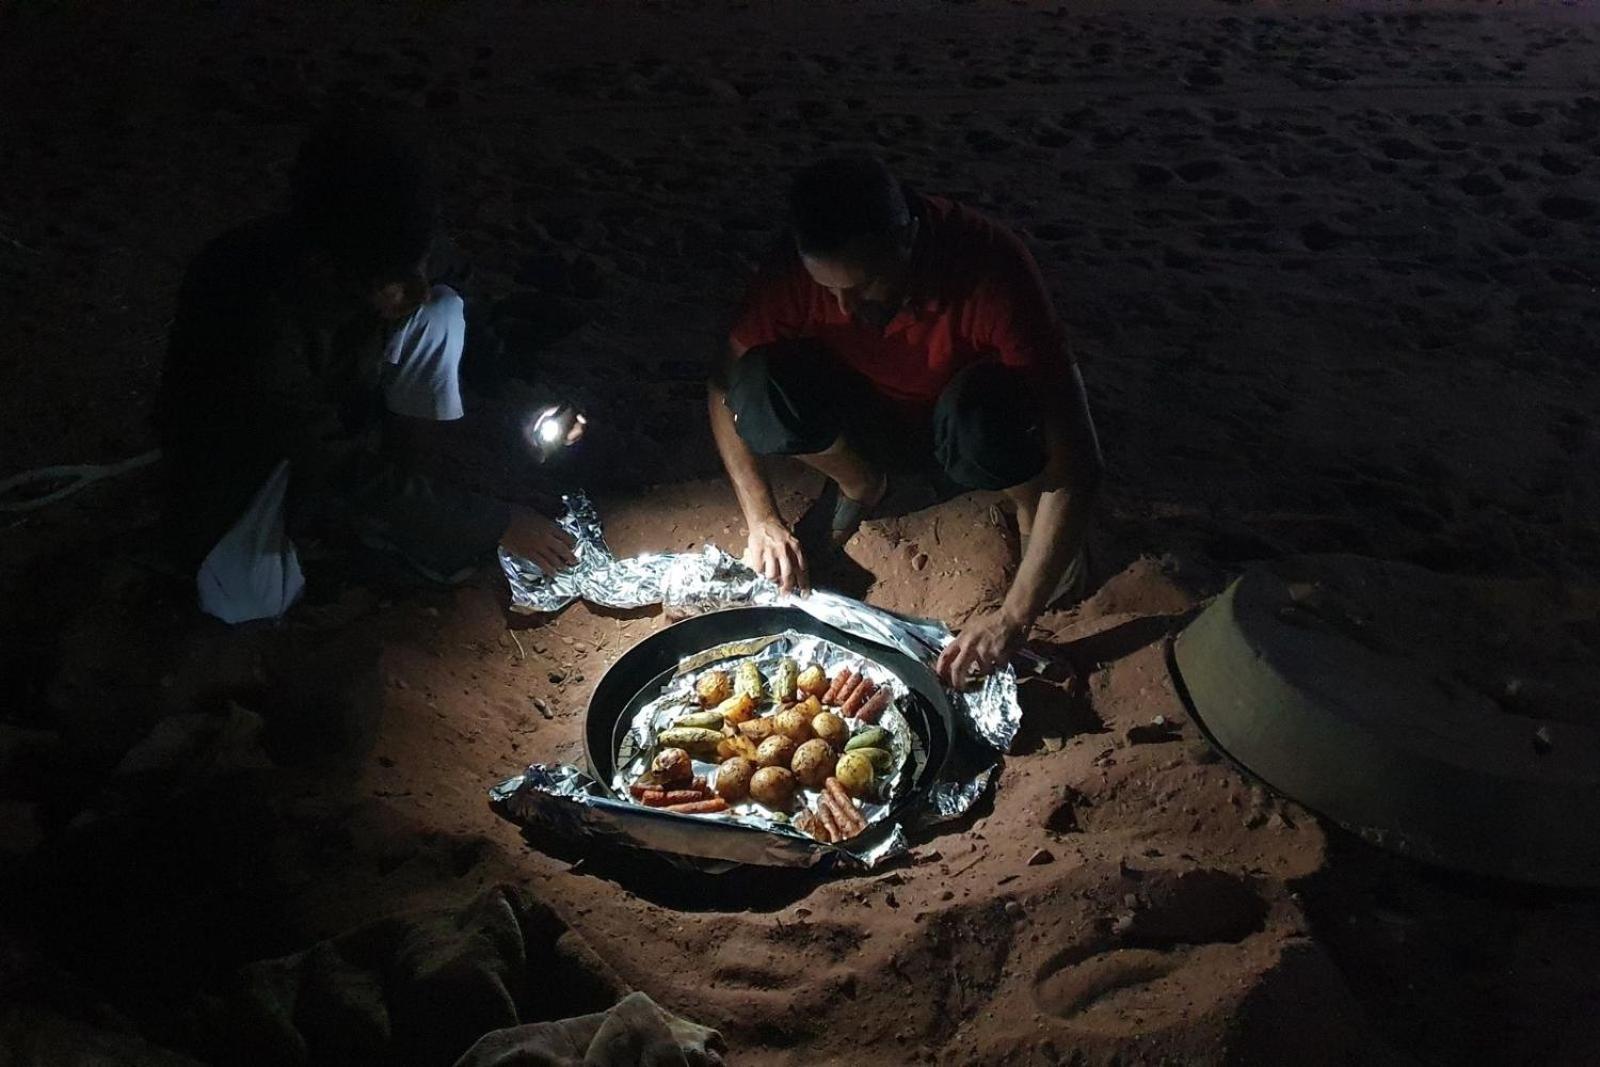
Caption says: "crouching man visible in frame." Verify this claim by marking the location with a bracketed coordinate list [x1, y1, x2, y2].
[156, 119, 574, 622]
[708, 155, 1103, 686]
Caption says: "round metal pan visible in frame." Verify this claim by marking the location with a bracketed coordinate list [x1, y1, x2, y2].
[585, 606, 954, 818]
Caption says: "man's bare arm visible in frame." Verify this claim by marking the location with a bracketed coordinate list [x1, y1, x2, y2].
[1003, 363, 1103, 627]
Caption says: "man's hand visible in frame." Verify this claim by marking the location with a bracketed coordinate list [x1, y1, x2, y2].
[504, 505, 577, 575]
[937, 609, 1027, 687]
[744, 516, 809, 594]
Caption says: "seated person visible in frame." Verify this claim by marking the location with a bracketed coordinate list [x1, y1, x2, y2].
[156, 118, 574, 622]
[708, 154, 1103, 685]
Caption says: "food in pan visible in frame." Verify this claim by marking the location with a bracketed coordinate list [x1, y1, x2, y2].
[833, 750, 875, 796]
[629, 651, 904, 840]
[650, 747, 694, 786]
[712, 757, 757, 802]
[756, 734, 798, 768]
[810, 710, 848, 751]
[790, 738, 837, 788]
[797, 664, 828, 698]
[749, 766, 797, 809]
[734, 661, 765, 700]
[696, 670, 733, 707]
[773, 658, 800, 703]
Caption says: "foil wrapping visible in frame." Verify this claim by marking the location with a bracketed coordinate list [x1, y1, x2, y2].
[492, 493, 1022, 870]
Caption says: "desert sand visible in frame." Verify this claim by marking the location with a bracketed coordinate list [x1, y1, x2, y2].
[2, 1, 1599, 1063]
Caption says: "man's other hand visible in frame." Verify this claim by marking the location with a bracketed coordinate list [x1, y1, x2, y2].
[937, 610, 1026, 688]
[504, 506, 577, 575]
[744, 517, 808, 594]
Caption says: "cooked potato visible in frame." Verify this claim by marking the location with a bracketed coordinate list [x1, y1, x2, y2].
[772, 707, 814, 744]
[749, 766, 797, 809]
[651, 747, 694, 786]
[796, 664, 828, 698]
[712, 691, 758, 725]
[737, 715, 781, 742]
[811, 711, 848, 751]
[834, 751, 875, 796]
[696, 670, 733, 707]
[756, 735, 797, 769]
[791, 739, 837, 789]
[713, 757, 757, 802]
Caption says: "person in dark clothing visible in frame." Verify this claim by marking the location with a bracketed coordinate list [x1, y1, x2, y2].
[157, 119, 574, 622]
[709, 155, 1103, 685]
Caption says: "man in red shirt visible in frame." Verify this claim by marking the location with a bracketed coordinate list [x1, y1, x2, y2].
[709, 155, 1103, 685]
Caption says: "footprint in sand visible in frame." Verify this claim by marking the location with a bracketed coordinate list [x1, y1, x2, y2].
[1032, 869, 1269, 1020]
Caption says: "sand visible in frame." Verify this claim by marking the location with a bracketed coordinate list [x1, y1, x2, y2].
[2, 0, 1599, 1063]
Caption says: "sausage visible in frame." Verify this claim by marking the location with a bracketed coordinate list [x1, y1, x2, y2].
[819, 791, 865, 838]
[664, 797, 730, 814]
[630, 776, 705, 799]
[823, 776, 866, 824]
[796, 810, 832, 843]
[856, 688, 892, 724]
[841, 680, 878, 719]
[823, 668, 856, 706]
[641, 787, 711, 807]
[813, 799, 846, 841]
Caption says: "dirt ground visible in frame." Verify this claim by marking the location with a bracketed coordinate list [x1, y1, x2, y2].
[2, 1, 1599, 1063]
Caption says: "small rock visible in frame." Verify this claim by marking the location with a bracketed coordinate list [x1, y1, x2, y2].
[1027, 848, 1056, 866]
[1112, 913, 1135, 936]
[940, 889, 955, 902]
[547, 669, 566, 684]
[1003, 900, 1024, 920]
[911, 553, 929, 572]
[1244, 811, 1268, 830]
[534, 697, 553, 720]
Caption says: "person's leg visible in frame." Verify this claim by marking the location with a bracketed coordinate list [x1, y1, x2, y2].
[341, 285, 510, 581]
[724, 339, 887, 504]
[934, 361, 1087, 601]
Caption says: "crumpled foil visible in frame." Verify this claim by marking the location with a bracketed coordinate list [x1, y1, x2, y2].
[491, 493, 1021, 870]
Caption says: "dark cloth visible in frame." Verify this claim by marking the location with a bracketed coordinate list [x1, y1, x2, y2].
[155, 215, 506, 575]
[726, 339, 1046, 491]
[727, 192, 1070, 417]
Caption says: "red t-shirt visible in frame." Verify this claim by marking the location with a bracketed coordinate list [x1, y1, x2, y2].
[728, 194, 1068, 416]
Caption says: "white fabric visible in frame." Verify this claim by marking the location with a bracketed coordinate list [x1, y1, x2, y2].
[197, 459, 305, 623]
[195, 286, 467, 623]
[384, 285, 466, 420]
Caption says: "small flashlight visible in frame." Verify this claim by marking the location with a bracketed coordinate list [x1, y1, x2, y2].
[527, 404, 586, 461]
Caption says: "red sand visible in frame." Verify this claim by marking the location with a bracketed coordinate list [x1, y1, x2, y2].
[3, 2, 1599, 1063]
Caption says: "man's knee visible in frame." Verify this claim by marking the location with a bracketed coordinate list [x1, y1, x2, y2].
[724, 339, 840, 456]
[933, 362, 1047, 490]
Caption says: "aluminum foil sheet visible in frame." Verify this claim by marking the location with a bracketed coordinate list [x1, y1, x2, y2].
[500, 494, 1022, 752]
[492, 492, 1023, 870]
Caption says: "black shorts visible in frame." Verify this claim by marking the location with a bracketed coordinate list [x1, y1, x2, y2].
[724, 339, 1047, 491]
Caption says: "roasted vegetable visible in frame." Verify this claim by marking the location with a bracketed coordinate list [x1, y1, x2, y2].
[773, 658, 799, 703]
[734, 661, 765, 700]
[851, 746, 894, 774]
[791, 739, 837, 789]
[772, 707, 814, 744]
[736, 716, 781, 742]
[834, 750, 875, 796]
[797, 664, 828, 698]
[713, 757, 758, 802]
[749, 766, 797, 809]
[673, 709, 725, 730]
[845, 726, 890, 752]
[650, 747, 694, 786]
[756, 735, 797, 769]
[657, 727, 724, 760]
[811, 711, 849, 751]
[696, 670, 733, 707]
[712, 691, 758, 725]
